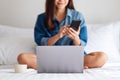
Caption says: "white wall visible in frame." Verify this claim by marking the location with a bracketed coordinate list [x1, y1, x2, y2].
[0, 0, 120, 27]
[74, 0, 120, 24]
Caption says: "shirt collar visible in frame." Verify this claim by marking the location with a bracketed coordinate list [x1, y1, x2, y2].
[66, 8, 72, 18]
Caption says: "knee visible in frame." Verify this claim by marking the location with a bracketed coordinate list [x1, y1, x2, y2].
[17, 53, 28, 64]
[94, 52, 108, 67]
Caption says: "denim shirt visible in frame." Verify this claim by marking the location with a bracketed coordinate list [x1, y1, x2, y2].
[34, 8, 87, 48]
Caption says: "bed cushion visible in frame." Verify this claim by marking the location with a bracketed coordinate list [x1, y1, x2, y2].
[0, 25, 36, 64]
[112, 21, 120, 52]
[85, 23, 120, 63]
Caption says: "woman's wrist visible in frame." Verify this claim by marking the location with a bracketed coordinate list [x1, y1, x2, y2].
[56, 34, 61, 39]
[57, 33, 64, 39]
[73, 41, 81, 45]
[73, 36, 81, 45]
[47, 34, 61, 45]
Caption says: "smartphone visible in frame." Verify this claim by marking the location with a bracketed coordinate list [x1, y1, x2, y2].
[69, 20, 81, 31]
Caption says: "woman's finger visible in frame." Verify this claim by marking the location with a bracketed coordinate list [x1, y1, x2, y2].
[77, 27, 80, 33]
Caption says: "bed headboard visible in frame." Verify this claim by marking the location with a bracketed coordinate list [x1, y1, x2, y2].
[0, 0, 120, 27]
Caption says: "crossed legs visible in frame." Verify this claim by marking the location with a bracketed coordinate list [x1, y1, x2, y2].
[17, 52, 107, 70]
[84, 52, 107, 69]
[17, 53, 37, 70]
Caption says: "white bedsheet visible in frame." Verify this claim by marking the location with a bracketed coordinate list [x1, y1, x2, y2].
[0, 63, 120, 80]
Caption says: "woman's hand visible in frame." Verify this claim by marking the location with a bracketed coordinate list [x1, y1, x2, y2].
[57, 25, 68, 38]
[66, 27, 81, 45]
[47, 25, 68, 45]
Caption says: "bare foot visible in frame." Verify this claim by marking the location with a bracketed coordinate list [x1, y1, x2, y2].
[84, 66, 89, 69]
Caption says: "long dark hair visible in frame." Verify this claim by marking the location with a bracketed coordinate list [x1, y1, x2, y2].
[45, 0, 75, 31]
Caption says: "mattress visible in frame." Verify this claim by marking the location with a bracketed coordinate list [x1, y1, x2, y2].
[0, 63, 120, 80]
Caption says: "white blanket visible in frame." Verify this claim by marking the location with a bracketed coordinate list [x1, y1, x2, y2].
[0, 63, 120, 80]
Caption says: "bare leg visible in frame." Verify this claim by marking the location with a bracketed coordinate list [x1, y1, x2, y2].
[17, 53, 37, 70]
[84, 52, 107, 68]
[17, 52, 107, 70]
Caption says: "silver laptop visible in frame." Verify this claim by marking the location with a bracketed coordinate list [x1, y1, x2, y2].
[36, 46, 84, 73]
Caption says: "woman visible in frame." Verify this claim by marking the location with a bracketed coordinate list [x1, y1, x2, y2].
[17, 0, 107, 69]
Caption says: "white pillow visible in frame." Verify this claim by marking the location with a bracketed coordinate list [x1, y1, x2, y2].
[0, 25, 36, 64]
[112, 21, 120, 52]
[0, 25, 33, 37]
[85, 24, 120, 63]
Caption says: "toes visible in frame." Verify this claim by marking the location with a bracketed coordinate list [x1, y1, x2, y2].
[84, 66, 89, 69]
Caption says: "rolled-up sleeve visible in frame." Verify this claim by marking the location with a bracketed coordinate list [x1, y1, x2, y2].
[34, 14, 49, 46]
[40, 37, 49, 45]
[77, 12, 88, 46]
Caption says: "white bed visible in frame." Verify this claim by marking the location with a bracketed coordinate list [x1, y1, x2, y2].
[0, 63, 120, 80]
[0, 21, 120, 80]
